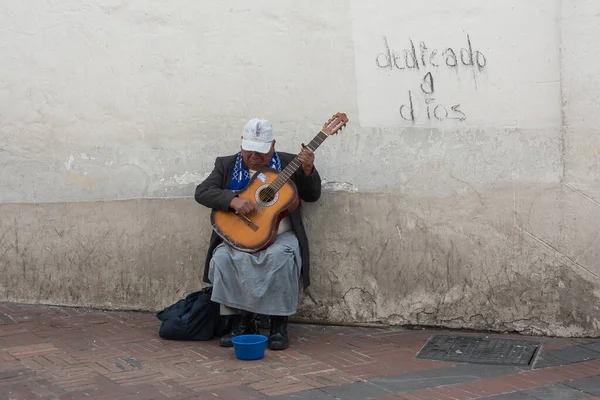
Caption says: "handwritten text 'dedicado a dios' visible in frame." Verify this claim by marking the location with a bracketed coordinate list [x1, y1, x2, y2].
[374, 34, 487, 124]
[376, 35, 487, 72]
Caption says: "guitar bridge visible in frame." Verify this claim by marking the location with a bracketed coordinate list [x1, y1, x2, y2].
[234, 212, 259, 232]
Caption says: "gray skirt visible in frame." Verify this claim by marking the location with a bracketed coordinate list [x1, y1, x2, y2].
[208, 231, 302, 316]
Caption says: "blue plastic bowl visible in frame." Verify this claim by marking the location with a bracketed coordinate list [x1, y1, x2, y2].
[231, 334, 268, 360]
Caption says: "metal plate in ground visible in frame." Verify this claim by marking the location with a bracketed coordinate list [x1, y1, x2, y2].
[417, 334, 540, 366]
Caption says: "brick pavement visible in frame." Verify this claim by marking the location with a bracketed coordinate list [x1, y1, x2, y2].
[1, 302, 599, 399]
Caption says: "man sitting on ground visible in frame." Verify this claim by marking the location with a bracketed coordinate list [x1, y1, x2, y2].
[195, 118, 321, 350]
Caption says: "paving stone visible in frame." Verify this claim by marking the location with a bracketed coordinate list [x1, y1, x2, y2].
[481, 392, 536, 399]
[205, 385, 267, 399]
[266, 389, 339, 399]
[565, 377, 600, 396]
[582, 342, 600, 354]
[544, 346, 600, 363]
[524, 383, 591, 400]
[321, 381, 391, 399]
[532, 353, 567, 368]
[370, 364, 523, 392]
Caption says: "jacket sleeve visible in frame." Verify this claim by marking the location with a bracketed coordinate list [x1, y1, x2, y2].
[294, 165, 322, 203]
[195, 157, 237, 211]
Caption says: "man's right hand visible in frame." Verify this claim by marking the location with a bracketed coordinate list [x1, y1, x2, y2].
[229, 197, 257, 215]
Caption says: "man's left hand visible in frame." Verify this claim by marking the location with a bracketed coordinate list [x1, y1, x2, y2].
[298, 147, 315, 175]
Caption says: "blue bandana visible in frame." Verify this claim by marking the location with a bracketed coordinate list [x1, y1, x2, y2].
[228, 152, 282, 192]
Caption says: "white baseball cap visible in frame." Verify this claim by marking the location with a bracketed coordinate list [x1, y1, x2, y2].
[241, 118, 274, 154]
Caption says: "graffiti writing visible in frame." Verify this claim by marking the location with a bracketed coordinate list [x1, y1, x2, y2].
[376, 34, 487, 73]
[399, 73, 466, 123]
[375, 34, 487, 124]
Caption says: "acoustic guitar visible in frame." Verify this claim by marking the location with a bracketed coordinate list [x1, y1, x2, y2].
[211, 112, 349, 253]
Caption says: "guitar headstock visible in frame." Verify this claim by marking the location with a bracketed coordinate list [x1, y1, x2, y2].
[322, 112, 349, 136]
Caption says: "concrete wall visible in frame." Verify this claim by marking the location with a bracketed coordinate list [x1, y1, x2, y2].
[1, 0, 599, 337]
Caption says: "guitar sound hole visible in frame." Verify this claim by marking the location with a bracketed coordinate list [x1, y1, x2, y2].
[259, 189, 275, 203]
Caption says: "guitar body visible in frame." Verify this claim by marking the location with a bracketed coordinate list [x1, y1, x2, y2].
[210, 168, 299, 253]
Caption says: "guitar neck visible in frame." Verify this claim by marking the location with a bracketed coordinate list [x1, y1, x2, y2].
[270, 130, 329, 191]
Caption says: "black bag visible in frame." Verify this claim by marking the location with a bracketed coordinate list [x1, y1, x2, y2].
[156, 287, 230, 341]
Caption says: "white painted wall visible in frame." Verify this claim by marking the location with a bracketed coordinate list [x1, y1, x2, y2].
[0, 0, 356, 203]
[563, 0, 600, 197]
[0, 0, 564, 202]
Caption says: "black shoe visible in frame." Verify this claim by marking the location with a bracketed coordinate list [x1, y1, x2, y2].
[268, 316, 289, 350]
[219, 313, 259, 347]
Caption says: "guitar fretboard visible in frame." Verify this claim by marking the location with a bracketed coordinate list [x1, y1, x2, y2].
[269, 131, 328, 192]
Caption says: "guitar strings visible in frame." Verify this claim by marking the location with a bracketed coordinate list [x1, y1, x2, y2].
[260, 155, 303, 200]
[252, 131, 326, 205]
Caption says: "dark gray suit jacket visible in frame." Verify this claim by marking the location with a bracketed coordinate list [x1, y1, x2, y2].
[194, 152, 322, 289]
